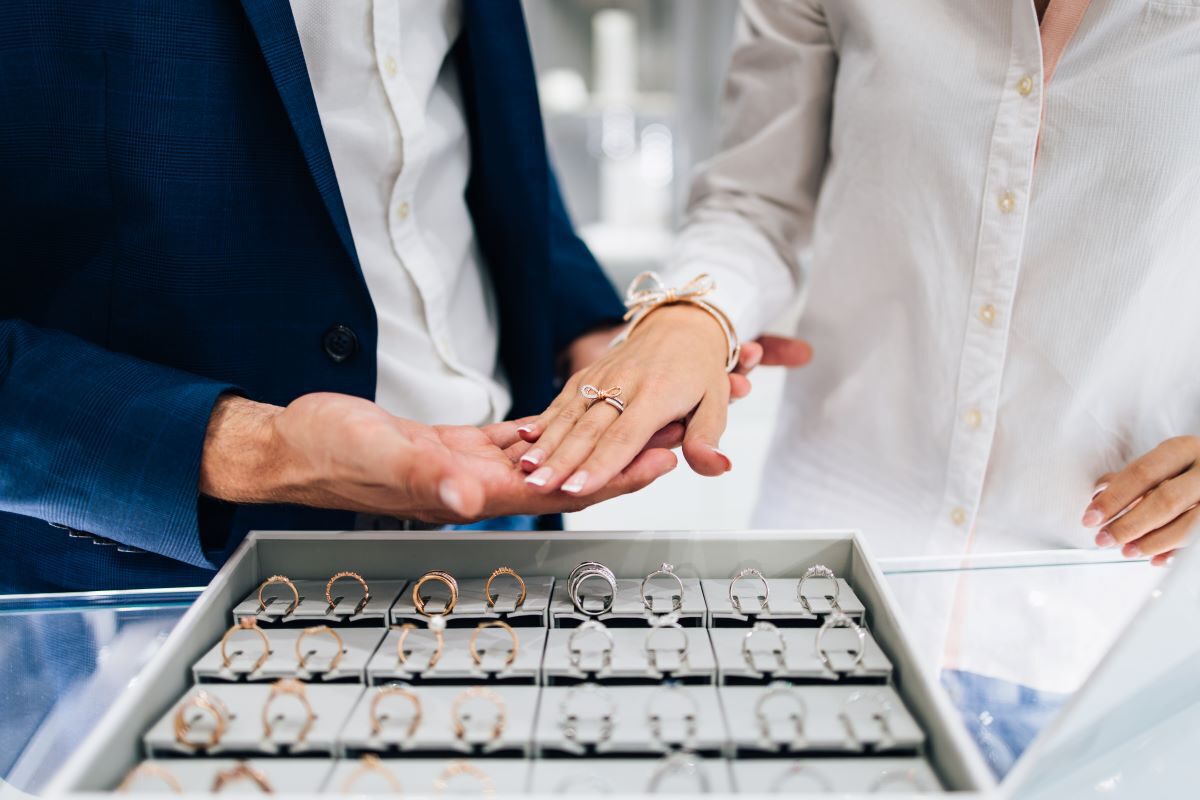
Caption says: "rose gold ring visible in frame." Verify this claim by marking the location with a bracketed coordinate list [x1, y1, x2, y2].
[261, 678, 316, 744]
[257, 575, 300, 616]
[395, 623, 444, 671]
[340, 754, 403, 794]
[580, 384, 623, 407]
[325, 571, 370, 615]
[484, 566, 527, 609]
[412, 570, 458, 616]
[172, 690, 229, 751]
[369, 685, 422, 739]
[469, 620, 519, 669]
[211, 762, 273, 794]
[451, 686, 506, 742]
[432, 761, 495, 796]
[116, 763, 183, 794]
[220, 616, 271, 673]
[295, 625, 344, 673]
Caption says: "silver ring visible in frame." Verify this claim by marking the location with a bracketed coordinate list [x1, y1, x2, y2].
[646, 685, 699, 749]
[646, 753, 711, 794]
[644, 619, 689, 674]
[728, 567, 769, 614]
[640, 562, 684, 613]
[568, 561, 617, 616]
[841, 690, 895, 750]
[567, 619, 615, 671]
[796, 564, 841, 613]
[767, 764, 834, 794]
[815, 610, 866, 673]
[754, 682, 808, 745]
[867, 768, 927, 792]
[741, 620, 787, 676]
[560, 683, 616, 745]
[603, 396, 626, 414]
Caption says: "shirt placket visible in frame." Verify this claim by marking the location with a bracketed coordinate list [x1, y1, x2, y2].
[932, 0, 1045, 552]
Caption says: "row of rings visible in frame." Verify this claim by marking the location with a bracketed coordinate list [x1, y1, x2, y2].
[256, 571, 371, 617]
[412, 567, 528, 617]
[173, 681, 508, 750]
[567, 560, 686, 616]
[565, 618, 689, 672]
[117, 757, 497, 795]
[395, 619, 520, 671]
[728, 564, 843, 613]
[740, 612, 867, 674]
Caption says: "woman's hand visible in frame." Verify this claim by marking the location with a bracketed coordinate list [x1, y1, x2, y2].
[517, 304, 747, 497]
[1082, 436, 1200, 566]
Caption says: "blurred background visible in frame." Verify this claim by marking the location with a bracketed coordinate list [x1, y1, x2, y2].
[521, 0, 791, 531]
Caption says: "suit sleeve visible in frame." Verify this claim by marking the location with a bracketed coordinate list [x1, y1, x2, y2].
[545, 167, 627, 356]
[0, 319, 238, 569]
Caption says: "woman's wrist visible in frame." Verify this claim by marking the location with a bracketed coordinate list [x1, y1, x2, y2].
[625, 303, 730, 369]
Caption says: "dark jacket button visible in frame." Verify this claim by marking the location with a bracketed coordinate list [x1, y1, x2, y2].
[322, 324, 359, 363]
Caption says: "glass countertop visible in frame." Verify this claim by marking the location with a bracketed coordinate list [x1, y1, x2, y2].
[0, 551, 1167, 795]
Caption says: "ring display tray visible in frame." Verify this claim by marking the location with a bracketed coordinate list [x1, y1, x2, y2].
[115, 759, 334, 794]
[52, 530, 994, 797]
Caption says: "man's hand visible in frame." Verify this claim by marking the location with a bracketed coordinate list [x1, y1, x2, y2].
[1082, 436, 1200, 566]
[199, 393, 677, 523]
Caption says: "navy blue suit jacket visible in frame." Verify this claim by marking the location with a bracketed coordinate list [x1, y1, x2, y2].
[0, 0, 625, 593]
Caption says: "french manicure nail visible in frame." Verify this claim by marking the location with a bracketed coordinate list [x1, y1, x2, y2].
[1090, 482, 1109, 500]
[520, 448, 545, 467]
[1122, 542, 1141, 558]
[1094, 530, 1116, 548]
[517, 425, 536, 436]
[562, 471, 589, 494]
[439, 480, 466, 515]
[525, 467, 552, 487]
[1081, 506, 1105, 527]
[712, 447, 733, 472]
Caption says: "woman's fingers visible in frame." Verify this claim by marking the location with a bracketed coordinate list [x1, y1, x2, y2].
[518, 384, 586, 472]
[1151, 549, 1178, 567]
[554, 406, 676, 497]
[757, 335, 813, 367]
[1123, 504, 1200, 559]
[681, 385, 732, 477]
[531, 400, 625, 493]
[1083, 437, 1198, 527]
[483, 416, 538, 449]
[1096, 468, 1200, 548]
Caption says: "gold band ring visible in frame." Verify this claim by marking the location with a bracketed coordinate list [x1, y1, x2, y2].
[261, 678, 316, 744]
[117, 763, 183, 794]
[395, 623, 444, 671]
[432, 761, 495, 796]
[412, 570, 458, 616]
[211, 762, 273, 794]
[484, 566, 527, 608]
[451, 686, 506, 742]
[257, 575, 300, 616]
[369, 685, 422, 739]
[340, 755, 403, 794]
[469, 620, 519, 669]
[325, 571, 370, 615]
[173, 690, 229, 751]
[295, 625, 344, 673]
[220, 616, 270, 673]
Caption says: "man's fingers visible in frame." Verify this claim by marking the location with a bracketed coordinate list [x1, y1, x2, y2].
[646, 421, 686, 451]
[1083, 437, 1199, 527]
[757, 335, 813, 367]
[1123, 504, 1200, 559]
[681, 387, 731, 477]
[403, 441, 485, 519]
[1151, 549, 1179, 567]
[729, 373, 752, 400]
[1096, 469, 1200, 547]
[733, 341, 763, 375]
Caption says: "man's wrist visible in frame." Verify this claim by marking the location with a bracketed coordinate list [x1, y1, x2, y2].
[199, 395, 287, 504]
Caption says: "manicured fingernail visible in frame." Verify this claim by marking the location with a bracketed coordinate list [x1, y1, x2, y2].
[1122, 542, 1141, 558]
[1090, 482, 1109, 500]
[1081, 506, 1105, 527]
[525, 467, 552, 487]
[1094, 530, 1116, 548]
[439, 480, 466, 515]
[520, 448, 545, 468]
[517, 425, 536, 437]
[1164, 554, 1176, 567]
[712, 447, 732, 472]
[562, 471, 589, 494]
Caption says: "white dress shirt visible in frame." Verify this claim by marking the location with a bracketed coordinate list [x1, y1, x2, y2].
[667, 0, 1200, 688]
[291, 0, 510, 426]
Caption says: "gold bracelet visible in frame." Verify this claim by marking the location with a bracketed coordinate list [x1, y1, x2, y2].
[618, 272, 741, 372]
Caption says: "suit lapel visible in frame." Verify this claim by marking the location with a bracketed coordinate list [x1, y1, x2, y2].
[238, 0, 360, 270]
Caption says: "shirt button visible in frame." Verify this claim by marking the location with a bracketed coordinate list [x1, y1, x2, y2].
[998, 191, 1016, 214]
[978, 304, 997, 326]
[322, 324, 359, 363]
[963, 408, 982, 429]
[384, 55, 398, 78]
[396, 201, 411, 221]
[950, 507, 967, 526]
[1017, 75, 1035, 97]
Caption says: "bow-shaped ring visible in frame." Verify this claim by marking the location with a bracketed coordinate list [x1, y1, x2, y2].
[580, 385, 622, 402]
[623, 271, 715, 321]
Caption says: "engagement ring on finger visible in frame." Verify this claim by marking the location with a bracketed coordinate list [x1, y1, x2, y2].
[580, 384, 625, 413]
